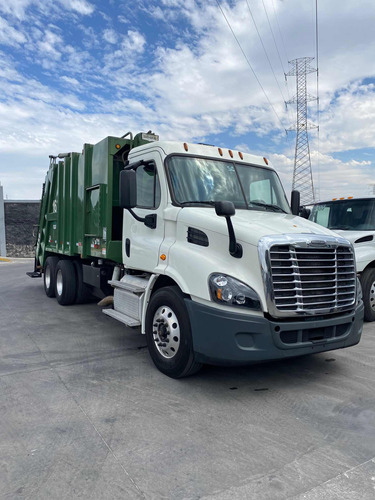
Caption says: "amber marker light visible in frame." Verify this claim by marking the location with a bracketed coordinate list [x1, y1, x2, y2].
[339, 197, 345, 200]
[239, 152, 243, 160]
[160, 254, 166, 261]
[348, 196, 353, 199]
[115, 144, 121, 149]
[184, 143, 188, 151]
[263, 157, 268, 165]
[217, 288, 222, 300]
[218, 148, 223, 156]
[332, 198, 337, 201]
[229, 150, 233, 158]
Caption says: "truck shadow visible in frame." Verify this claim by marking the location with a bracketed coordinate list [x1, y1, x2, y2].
[187, 352, 344, 392]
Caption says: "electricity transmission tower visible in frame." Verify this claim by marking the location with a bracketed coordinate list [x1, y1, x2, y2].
[286, 57, 318, 205]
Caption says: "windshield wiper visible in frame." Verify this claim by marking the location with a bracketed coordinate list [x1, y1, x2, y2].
[179, 201, 216, 206]
[250, 201, 287, 213]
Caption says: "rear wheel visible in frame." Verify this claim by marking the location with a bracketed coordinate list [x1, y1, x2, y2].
[43, 256, 59, 298]
[55, 260, 77, 305]
[145, 286, 202, 378]
[361, 268, 375, 321]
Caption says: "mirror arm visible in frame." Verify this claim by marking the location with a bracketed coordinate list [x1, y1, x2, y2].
[225, 216, 243, 258]
[128, 209, 157, 229]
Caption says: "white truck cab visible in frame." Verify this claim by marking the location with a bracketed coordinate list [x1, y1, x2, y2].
[309, 196, 375, 321]
[108, 141, 363, 377]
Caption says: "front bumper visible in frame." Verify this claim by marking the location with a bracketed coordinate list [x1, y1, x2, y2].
[185, 300, 364, 365]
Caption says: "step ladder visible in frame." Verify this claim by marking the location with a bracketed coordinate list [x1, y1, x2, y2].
[103, 274, 150, 328]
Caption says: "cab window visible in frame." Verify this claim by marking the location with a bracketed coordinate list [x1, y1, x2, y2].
[136, 163, 161, 209]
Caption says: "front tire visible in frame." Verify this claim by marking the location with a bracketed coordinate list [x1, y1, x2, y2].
[55, 260, 77, 305]
[43, 256, 59, 298]
[360, 268, 375, 321]
[145, 287, 202, 378]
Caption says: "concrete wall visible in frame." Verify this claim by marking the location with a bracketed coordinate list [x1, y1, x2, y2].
[4, 201, 40, 257]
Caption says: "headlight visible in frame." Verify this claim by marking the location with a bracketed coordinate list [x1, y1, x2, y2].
[356, 277, 362, 305]
[209, 273, 262, 310]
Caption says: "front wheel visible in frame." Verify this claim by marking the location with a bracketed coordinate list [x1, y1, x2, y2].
[360, 268, 375, 321]
[145, 287, 202, 378]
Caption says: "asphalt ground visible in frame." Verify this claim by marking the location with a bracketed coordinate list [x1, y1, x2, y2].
[1, 259, 375, 500]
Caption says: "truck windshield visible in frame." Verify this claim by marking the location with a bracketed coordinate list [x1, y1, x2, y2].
[310, 198, 375, 230]
[166, 156, 290, 213]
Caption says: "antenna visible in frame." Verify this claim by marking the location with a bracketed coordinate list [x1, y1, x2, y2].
[286, 57, 318, 205]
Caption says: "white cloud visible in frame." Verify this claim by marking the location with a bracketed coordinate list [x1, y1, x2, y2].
[122, 30, 146, 53]
[0, 0, 35, 19]
[0, 16, 27, 45]
[64, 0, 94, 15]
[61, 75, 80, 86]
[37, 29, 63, 59]
[103, 28, 117, 44]
[0, 0, 94, 19]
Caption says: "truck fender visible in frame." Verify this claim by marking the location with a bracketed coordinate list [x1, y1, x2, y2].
[140, 273, 188, 334]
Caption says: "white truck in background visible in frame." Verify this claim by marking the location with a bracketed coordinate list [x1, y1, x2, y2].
[309, 196, 375, 321]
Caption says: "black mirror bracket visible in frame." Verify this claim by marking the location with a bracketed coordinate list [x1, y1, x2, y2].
[225, 216, 243, 259]
[128, 209, 157, 229]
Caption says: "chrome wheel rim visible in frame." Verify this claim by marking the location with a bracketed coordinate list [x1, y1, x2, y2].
[56, 269, 63, 296]
[45, 265, 51, 289]
[152, 305, 180, 359]
[370, 280, 375, 311]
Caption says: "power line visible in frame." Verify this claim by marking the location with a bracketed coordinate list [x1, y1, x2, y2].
[315, 0, 320, 200]
[215, 0, 286, 131]
[259, 0, 293, 126]
[261, 0, 286, 77]
[270, 0, 289, 67]
[244, 0, 287, 103]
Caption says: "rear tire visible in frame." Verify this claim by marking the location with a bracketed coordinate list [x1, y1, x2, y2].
[145, 286, 202, 378]
[55, 260, 77, 305]
[361, 268, 375, 321]
[43, 256, 59, 298]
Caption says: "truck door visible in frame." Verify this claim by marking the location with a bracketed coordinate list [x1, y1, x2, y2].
[123, 152, 165, 271]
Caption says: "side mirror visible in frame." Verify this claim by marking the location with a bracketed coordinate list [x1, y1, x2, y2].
[299, 207, 311, 219]
[120, 170, 137, 209]
[290, 190, 300, 216]
[215, 201, 242, 259]
[215, 200, 235, 217]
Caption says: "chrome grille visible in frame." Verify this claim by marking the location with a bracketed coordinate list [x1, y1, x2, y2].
[259, 235, 357, 317]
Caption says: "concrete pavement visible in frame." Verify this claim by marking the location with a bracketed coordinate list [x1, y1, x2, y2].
[1, 260, 375, 499]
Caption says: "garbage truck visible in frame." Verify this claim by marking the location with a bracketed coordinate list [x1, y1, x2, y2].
[309, 196, 375, 322]
[28, 131, 364, 377]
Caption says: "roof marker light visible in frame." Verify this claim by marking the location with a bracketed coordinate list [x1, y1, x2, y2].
[332, 198, 337, 201]
[339, 197, 345, 200]
[348, 196, 353, 199]
[184, 143, 188, 151]
[263, 157, 268, 165]
[239, 152, 243, 160]
[218, 148, 223, 156]
[229, 150, 233, 158]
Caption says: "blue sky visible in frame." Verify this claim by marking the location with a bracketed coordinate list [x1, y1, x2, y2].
[0, 0, 374, 201]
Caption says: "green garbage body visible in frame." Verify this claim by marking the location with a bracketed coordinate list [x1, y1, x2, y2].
[36, 134, 150, 267]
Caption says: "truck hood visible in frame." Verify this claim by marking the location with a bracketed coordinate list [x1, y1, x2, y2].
[332, 230, 375, 245]
[177, 208, 335, 246]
